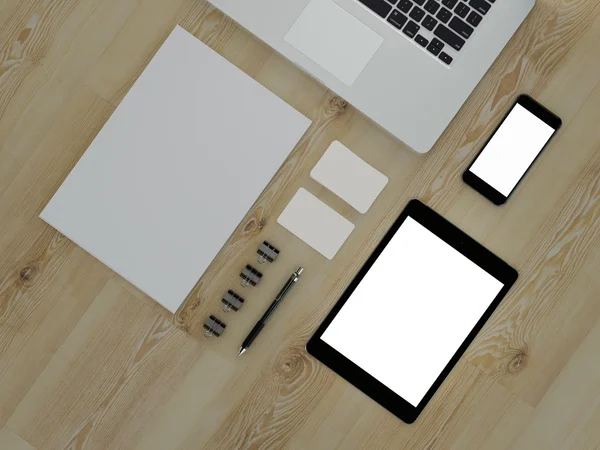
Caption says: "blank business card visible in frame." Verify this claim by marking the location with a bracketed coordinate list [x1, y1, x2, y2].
[277, 188, 355, 260]
[311, 141, 388, 213]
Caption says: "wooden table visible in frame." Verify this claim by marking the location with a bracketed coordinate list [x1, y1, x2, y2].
[1, 0, 600, 448]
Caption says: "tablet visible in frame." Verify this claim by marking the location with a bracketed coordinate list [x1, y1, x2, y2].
[307, 200, 518, 423]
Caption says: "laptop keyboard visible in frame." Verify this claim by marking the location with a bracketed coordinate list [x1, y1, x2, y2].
[356, 0, 495, 66]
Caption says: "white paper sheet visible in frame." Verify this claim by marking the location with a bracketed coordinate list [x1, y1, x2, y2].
[41, 26, 312, 313]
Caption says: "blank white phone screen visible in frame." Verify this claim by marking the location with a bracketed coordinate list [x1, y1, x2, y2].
[470, 104, 555, 197]
[321, 217, 504, 407]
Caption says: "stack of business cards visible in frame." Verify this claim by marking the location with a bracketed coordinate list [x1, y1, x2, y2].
[278, 141, 388, 259]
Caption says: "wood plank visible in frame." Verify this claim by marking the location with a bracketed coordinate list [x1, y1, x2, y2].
[0, 0, 26, 31]
[0, 86, 112, 252]
[450, 12, 600, 249]
[132, 349, 239, 450]
[7, 279, 203, 450]
[285, 380, 370, 450]
[0, 0, 137, 201]
[331, 362, 533, 450]
[85, 0, 187, 104]
[508, 315, 600, 449]
[87, 0, 276, 107]
[0, 87, 117, 428]
[467, 120, 600, 405]
[0, 427, 36, 450]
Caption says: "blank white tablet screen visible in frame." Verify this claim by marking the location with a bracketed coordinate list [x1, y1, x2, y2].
[469, 104, 555, 197]
[321, 217, 504, 407]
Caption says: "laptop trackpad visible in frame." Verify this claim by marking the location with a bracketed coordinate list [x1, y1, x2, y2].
[285, 0, 384, 86]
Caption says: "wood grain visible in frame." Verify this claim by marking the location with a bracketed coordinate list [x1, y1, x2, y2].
[7, 279, 202, 450]
[1, 0, 600, 448]
[508, 312, 600, 449]
[0, 426, 36, 450]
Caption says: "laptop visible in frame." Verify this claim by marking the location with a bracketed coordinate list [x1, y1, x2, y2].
[206, 0, 535, 153]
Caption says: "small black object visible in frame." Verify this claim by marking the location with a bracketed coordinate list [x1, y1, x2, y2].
[240, 264, 263, 287]
[439, 52, 454, 65]
[415, 35, 429, 47]
[436, 7, 452, 23]
[455, 2, 470, 18]
[388, 10, 409, 30]
[409, 6, 426, 23]
[431, 38, 445, 49]
[203, 315, 226, 337]
[427, 42, 442, 56]
[257, 241, 280, 264]
[357, 0, 392, 18]
[468, 0, 490, 15]
[449, 16, 474, 39]
[422, 15, 438, 31]
[222, 290, 245, 312]
[238, 267, 304, 356]
[397, 0, 413, 13]
[467, 10, 483, 27]
[403, 21, 421, 39]
[424, 0, 440, 14]
[434, 24, 465, 51]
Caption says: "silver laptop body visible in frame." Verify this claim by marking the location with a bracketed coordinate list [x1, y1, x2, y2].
[208, 0, 535, 153]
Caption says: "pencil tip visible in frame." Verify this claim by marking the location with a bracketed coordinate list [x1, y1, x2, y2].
[238, 348, 246, 357]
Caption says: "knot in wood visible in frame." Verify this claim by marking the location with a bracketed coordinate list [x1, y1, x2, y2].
[275, 347, 305, 383]
[507, 348, 528, 374]
[242, 215, 265, 235]
[18, 262, 39, 286]
[326, 96, 347, 116]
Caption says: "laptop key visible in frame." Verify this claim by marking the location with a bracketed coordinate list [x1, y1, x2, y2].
[442, 0, 458, 7]
[448, 16, 474, 38]
[409, 6, 426, 22]
[469, 0, 491, 15]
[414, 0, 426, 4]
[387, 10, 409, 30]
[398, 0, 413, 13]
[403, 20, 421, 38]
[415, 34, 429, 47]
[427, 42, 442, 56]
[422, 15, 438, 31]
[424, 0, 440, 14]
[357, 0, 392, 17]
[467, 10, 482, 26]
[455, 2, 469, 18]
[439, 52, 453, 65]
[434, 24, 465, 51]
[436, 7, 452, 23]
[431, 38, 445, 49]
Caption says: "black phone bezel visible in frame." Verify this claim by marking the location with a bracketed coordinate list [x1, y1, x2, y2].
[463, 94, 562, 205]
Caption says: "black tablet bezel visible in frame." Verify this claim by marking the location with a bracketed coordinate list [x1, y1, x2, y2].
[306, 200, 518, 424]
[463, 94, 562, 205]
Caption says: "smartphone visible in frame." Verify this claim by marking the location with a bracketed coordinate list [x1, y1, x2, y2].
[463, 95, 562, 205]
